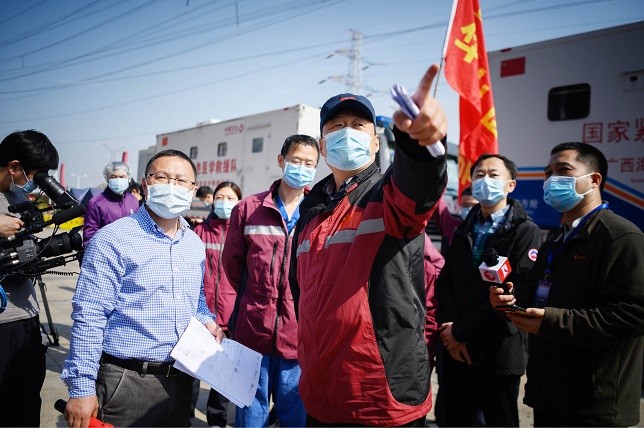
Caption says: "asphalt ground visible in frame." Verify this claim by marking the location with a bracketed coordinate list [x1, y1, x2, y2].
[35, 251, 641, 427]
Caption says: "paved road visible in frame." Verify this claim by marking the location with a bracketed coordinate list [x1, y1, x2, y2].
[35, 254, 640, 427]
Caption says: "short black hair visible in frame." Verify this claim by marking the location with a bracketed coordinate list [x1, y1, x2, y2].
[0, 130, 59, 172]
[550, 142, 608, 191]
[461, 186, 473, 197]
[280, 134, 320, 161]
[128, 179, 143, 194]
[196, 186, 214, 198]
[144, 149, 197, 180]
[470, 154, 518, 180]
[214, 181, 242, 200]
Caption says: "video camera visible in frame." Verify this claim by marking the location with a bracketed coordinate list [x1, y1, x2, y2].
[0, 172, 86, 277]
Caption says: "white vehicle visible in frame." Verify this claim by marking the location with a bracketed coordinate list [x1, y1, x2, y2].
[145, 104, 407, 197]
[488, 21, 644, 230]
[151, 104, 327, 197]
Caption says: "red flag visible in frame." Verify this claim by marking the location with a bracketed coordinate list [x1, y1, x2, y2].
[444, 0, 498, 198]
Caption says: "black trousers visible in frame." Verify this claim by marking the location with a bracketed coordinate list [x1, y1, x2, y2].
[206, 388, 230, 427]
[0, 316, 47, 427]
[533, 409, 590, 427]
[442, 353, 521, 427]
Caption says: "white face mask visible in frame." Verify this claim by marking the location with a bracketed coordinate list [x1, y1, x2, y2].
[146, 184, 194, 219]
[108, 177, 129, 194]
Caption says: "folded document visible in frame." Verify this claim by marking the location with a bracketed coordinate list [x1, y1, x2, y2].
[171, 317, 262, 407]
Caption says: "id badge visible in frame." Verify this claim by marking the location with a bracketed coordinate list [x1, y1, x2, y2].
[533, 279, 552, 308]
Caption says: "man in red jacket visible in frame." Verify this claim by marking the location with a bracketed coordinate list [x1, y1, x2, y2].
[222, 134, 319, 427]
[290, 64, 448, 426]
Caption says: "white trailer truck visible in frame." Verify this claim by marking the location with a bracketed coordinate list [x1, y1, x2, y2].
[488, 21, 644, 230]
[154, 104, 328, 197]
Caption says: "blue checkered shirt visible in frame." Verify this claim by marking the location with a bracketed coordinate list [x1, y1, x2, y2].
[61, 207, 214, 398]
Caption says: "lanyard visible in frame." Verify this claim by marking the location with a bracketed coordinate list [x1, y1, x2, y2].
[534, 203, 608, 308]
[472, 210, 507, 267]
[275, 194, 301, 234]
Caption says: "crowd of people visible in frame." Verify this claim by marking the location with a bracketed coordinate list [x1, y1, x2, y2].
[0, 63, 642, 428]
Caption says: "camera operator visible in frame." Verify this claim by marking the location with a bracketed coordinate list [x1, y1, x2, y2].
[0, 214, 23, 237]
[0, 130, 60, 427]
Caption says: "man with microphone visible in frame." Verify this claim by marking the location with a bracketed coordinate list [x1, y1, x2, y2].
[435, 154, 542, 426]
[490, 142, 644, 427]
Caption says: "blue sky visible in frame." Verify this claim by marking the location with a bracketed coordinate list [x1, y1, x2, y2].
[1, 0, 643, 187]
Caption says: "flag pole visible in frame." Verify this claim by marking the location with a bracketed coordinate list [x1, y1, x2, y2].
[433, 0, 459, 98]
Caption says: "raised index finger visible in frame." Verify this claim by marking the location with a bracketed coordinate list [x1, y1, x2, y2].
[412, 64, 440, 107]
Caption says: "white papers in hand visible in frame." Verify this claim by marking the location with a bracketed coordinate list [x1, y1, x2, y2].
[171, 317, 262, 407]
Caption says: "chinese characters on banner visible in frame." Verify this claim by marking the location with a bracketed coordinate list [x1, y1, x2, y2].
[444, 0, 498, 198]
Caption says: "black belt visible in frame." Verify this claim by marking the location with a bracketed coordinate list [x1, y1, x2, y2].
[101, 352, 183, 377]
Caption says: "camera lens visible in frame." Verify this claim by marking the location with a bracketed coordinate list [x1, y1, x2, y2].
[39, 230, 83, 258]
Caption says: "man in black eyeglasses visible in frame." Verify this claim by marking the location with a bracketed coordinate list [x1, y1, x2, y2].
[62, 149, 225, 427]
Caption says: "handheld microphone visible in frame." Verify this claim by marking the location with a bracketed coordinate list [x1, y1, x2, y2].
[480, 248, 527, 313]
[479, 248, 512, 288]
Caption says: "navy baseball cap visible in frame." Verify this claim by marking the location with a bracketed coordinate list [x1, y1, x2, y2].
[320, 93, 376, 133]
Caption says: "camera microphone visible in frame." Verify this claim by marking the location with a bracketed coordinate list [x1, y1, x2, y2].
[49, 204, 86, 226]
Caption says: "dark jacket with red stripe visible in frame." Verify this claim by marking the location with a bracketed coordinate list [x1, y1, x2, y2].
[193, 214, 236, 335]
[223, 180, 302, 359]
[435, 199, 542, 374]
[289, 129, 447, 425]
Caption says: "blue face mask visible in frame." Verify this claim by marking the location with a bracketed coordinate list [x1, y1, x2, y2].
[543, 173, 593, 213]
[460, 206, 472, 220]
[108, 177, 129, 194]
[323, 127, 373, 171]
[282, 162, 316, 189]
[213, 199, 237, 220]
[472, 176, 509, 206]
[9, 166, 37, 194]
[146, 184, 194, 219]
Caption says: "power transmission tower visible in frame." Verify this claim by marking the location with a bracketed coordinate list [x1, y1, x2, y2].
[320, 29, 381, 95]
[347, 29, 363, 94]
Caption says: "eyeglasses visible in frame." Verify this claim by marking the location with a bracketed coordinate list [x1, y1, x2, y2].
[284, 157, 316, 169]
[146, 173, 195, 189]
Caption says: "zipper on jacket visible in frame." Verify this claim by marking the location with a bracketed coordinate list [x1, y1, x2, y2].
[207, 253, 216, 287]
[214, 224, 228, 318]
[271, 231, 290, 355]
[269, 242, 278, 275]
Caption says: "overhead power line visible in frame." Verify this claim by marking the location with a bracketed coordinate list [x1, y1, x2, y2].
[0, 0, 340, 82]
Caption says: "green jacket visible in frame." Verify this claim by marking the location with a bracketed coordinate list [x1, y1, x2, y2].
[517, 208, 644, 426]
